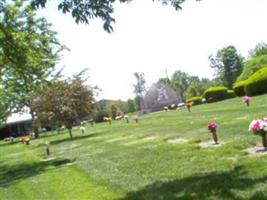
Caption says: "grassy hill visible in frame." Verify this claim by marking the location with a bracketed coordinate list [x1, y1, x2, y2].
[1, 94, 267, 200]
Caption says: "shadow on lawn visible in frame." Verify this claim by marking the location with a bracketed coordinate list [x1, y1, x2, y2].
[121, 166, 267, 200]
[50, 133, 99, 145]
[0, 158, 73, 187]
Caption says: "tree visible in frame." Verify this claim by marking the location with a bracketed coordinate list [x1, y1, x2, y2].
[0, 88, 11, 126]
[32, 74, 95, 139]
[169, 70, 190, 100]
[249, 42, 267, 58]
[127, 99, 136, 113]
[209, 46, 243, 89]
[0, 0, 201, 33]
[133, 72, 146, 111]
[0, 1, 65, 136]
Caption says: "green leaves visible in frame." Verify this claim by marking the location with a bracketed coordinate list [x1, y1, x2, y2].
[28, 0, 199, 32]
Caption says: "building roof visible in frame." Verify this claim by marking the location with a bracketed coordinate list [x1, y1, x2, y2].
[6, 112, 32, 125]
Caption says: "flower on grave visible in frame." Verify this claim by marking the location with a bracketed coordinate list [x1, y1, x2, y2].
[249, 118, 267, 150]
[133, 115, 139, 123]
[208, 122, 217, 132]
[207, 122, 218, 144]
[249, 119, 267, 135]
[243, 96, 251, 106]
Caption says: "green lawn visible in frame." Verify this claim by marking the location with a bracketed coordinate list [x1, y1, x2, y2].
[1, 95, 267, 199]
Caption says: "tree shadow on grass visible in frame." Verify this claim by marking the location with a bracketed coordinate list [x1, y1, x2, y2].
[121, 166, 267, 200]
[0, 157, 73, 187]
[50, 133, 100, 145]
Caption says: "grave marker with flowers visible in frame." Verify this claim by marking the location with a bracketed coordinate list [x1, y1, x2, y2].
[249, 118, 267, 150]
[185, 102, 193, 112]
[243, 96, 251, 107]
[208, 122, 219, 144]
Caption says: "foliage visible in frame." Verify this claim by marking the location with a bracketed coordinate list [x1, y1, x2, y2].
[27, 0, 200, 32]
[233, 80, 247, 96]
[0, 0, 65, 135]
[106, 103, 118, 119]
[245, 67, 267, 96]
[237, 54, 267, 82]
[0, 88, 11, 125]
[127, 99, 136, 113]
[133, 72, 146, 111]
[203, 86, 228, 103]
[94, 110, 110, 123]
[161, 71, 214, 100]
[209, 46, 243, 89]
[186, 96, 202, 105]
[249, 42, 267, 58]
[32, 75, 95, 139]
[226, 90, 236, 99]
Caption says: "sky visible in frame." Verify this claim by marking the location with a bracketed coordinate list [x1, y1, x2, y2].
[37, 0, 267, 101]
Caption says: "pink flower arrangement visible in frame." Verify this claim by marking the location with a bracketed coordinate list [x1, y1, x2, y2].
[249, 119, 267, 135]
[208, 122, 218, 144]
[243, 96, 251, 103]
[243, 96, 251, 107]
[208, 122, 217, 132]
[249, 118, 267, 150]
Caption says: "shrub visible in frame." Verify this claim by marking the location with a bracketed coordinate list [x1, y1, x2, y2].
[203, 86, 228, 103]
[245, 67, 267, 96]
[233, 80, 247, 96]
[94, 110, 110, 122]
[237, 54, 267, 81]
[186, 96, 202, 105]
[226, 90, 236, 99]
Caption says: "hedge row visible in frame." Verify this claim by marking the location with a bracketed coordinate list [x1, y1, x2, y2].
[245, 67, 267, 96]
[186, 96, 203, 105]
[233, 80, 247, 96]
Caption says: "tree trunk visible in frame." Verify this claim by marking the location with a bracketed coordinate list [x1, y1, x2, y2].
[212, 130, 218, 144]
[68, 129, 73, 139]
[262, 133, 267, 150]
[29, 107, 39, 138]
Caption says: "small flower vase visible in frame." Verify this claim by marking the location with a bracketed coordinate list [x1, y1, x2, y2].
[187, 106, 191, 112]
[261, 132, 267, 150]
[211, 130, 218, 144]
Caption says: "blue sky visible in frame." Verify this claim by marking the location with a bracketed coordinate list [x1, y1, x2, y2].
[37, 0, 267, 101]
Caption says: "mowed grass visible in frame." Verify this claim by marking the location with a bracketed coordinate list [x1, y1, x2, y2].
[1, 95, 267, 200]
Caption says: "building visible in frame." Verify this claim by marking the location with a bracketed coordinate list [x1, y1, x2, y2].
[141, 82, 181, 114]
[0, 112, 32, 139]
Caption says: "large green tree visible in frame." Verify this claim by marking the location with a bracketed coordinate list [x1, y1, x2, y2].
[32, 74, 95, 139]
[0, 0, 200, 33]
[249, 42, 267, 58]
[209, 46, 243, 89]
[0, 0, 65, 134]
[133, 72, 146, 111]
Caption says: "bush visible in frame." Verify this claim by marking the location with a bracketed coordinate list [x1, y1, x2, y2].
[226, 90, 236, 99]
[245, 67, 267, 96]
[186, 96, 203, 105]
[94, 110, 110, 122]
[237, 54, 267, 81]
[233, 80, 247, 96]
[203, 86, 228, 103]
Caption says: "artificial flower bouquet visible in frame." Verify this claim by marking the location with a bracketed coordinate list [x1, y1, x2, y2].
[249, 118, 267, 150]
[243, 96, 251, 107]
[208, 122, 219, 144]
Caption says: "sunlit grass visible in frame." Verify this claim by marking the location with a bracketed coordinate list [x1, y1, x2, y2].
[1, 94, 267, 199]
